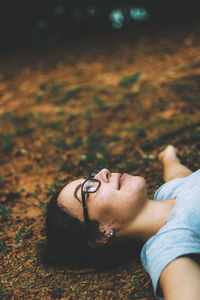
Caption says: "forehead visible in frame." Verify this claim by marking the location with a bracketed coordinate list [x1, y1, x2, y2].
[57, 178, 85, 221]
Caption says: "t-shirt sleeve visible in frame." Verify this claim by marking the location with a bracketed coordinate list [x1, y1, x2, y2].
[154, 177, 186, 200]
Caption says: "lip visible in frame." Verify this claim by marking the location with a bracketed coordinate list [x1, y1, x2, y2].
[117, 173, 121, 189]
[118, 173, 126, 189]
[120, 173, 126, 188]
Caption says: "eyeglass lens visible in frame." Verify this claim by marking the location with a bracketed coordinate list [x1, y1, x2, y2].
[82, 180, 99, 193]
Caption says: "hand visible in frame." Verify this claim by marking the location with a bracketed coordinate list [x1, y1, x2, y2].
[158, 145, 180, 163]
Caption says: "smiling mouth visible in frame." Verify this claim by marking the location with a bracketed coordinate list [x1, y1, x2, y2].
[118, 173, 125, 189]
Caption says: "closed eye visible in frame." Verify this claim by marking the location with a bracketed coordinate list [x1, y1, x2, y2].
[74, 184, 82, 202]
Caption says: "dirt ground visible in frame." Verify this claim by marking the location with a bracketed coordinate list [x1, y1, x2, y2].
[1, 20, 200, 299]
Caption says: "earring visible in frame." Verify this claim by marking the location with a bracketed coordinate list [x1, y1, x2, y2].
[109, 230, 114, 237]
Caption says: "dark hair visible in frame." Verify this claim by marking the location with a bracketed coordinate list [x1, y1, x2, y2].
[46, 192, 142, 269]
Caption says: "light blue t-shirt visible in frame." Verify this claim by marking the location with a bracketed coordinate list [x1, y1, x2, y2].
[141, 169, 200, 298]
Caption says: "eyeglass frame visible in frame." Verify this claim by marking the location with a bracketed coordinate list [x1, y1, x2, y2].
[81, 169, 101, 230]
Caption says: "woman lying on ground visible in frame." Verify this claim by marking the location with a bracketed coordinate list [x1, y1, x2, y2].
[46, 145, 200, 299]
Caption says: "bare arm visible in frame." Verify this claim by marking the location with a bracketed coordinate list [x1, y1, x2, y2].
[159, 145, 193, 182]
[158, 146, 198, 299]
[159, 255, 200, 300]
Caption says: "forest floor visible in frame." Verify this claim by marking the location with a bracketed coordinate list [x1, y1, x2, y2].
[1, 20, 200, 299]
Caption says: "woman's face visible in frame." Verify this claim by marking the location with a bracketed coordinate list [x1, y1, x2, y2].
[58, 169, 147, 232]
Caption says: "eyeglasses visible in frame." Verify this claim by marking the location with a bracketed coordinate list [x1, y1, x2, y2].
[81, 169, 101, 230]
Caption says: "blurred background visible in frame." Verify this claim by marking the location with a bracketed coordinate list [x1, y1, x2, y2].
[1, 1, 200, 299]
[0, 0, 199, 52]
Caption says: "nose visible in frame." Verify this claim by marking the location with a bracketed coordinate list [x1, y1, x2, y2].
[95, 168, 111, 182]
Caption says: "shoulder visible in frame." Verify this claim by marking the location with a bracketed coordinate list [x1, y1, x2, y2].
[154, 178, 185, 200]
[154, 169, 200, 201]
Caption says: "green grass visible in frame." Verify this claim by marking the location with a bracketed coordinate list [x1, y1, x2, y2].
[0, 206, 13, 222]
[72, 136, 83, 147]
[124, 161, 140, 171]
[0, 175, 5, 182]
[49, 82, 60, 93]
[58, 161, 68, 172]
[189, 131, 200, 141]
[1, 110, 12, 119]
[170, 81, 193, 94]
[52, 87, 82, 104]
[39, 201, 47, 210]
[35, 93, 43, 102]
[152, 137, 165, 146]
[136, 127, 147, 138]
[0, 282, 8, 298]
[15, 222, 26, 244]
[15, 222, 33, 244]
[84, 107, 92, 116]
[0, 240, 8, 254]
[170, 81, 194, 101]
[178, 130, 200, 144]
[86, 133, 106, 156]
[62, 87, 82, 101]
[53, 139, 69, 151]
[52, 287, 65, 298]
[119, 71, 142, 88]
[48, 121, 62, 130]
[156, 97, 166, 111]
[93, 95, 106, 109]
[15, 188, 26, 194]
[12, 114, 34, 136]
[0, 134, 14, 152]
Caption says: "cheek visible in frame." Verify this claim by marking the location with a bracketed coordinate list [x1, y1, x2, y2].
[91, 189, 117, 217]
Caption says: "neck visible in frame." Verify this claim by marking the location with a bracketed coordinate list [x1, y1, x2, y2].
[118, 198, 175, 242]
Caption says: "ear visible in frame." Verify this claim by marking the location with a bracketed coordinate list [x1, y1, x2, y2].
[88, 224, 114, 248]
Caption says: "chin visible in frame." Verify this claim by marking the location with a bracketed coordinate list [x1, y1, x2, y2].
[131, 175, 146, 192]
[132, 175, 146, 183]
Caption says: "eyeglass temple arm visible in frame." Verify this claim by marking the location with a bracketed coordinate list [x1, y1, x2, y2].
[82, 192, 90, 227]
